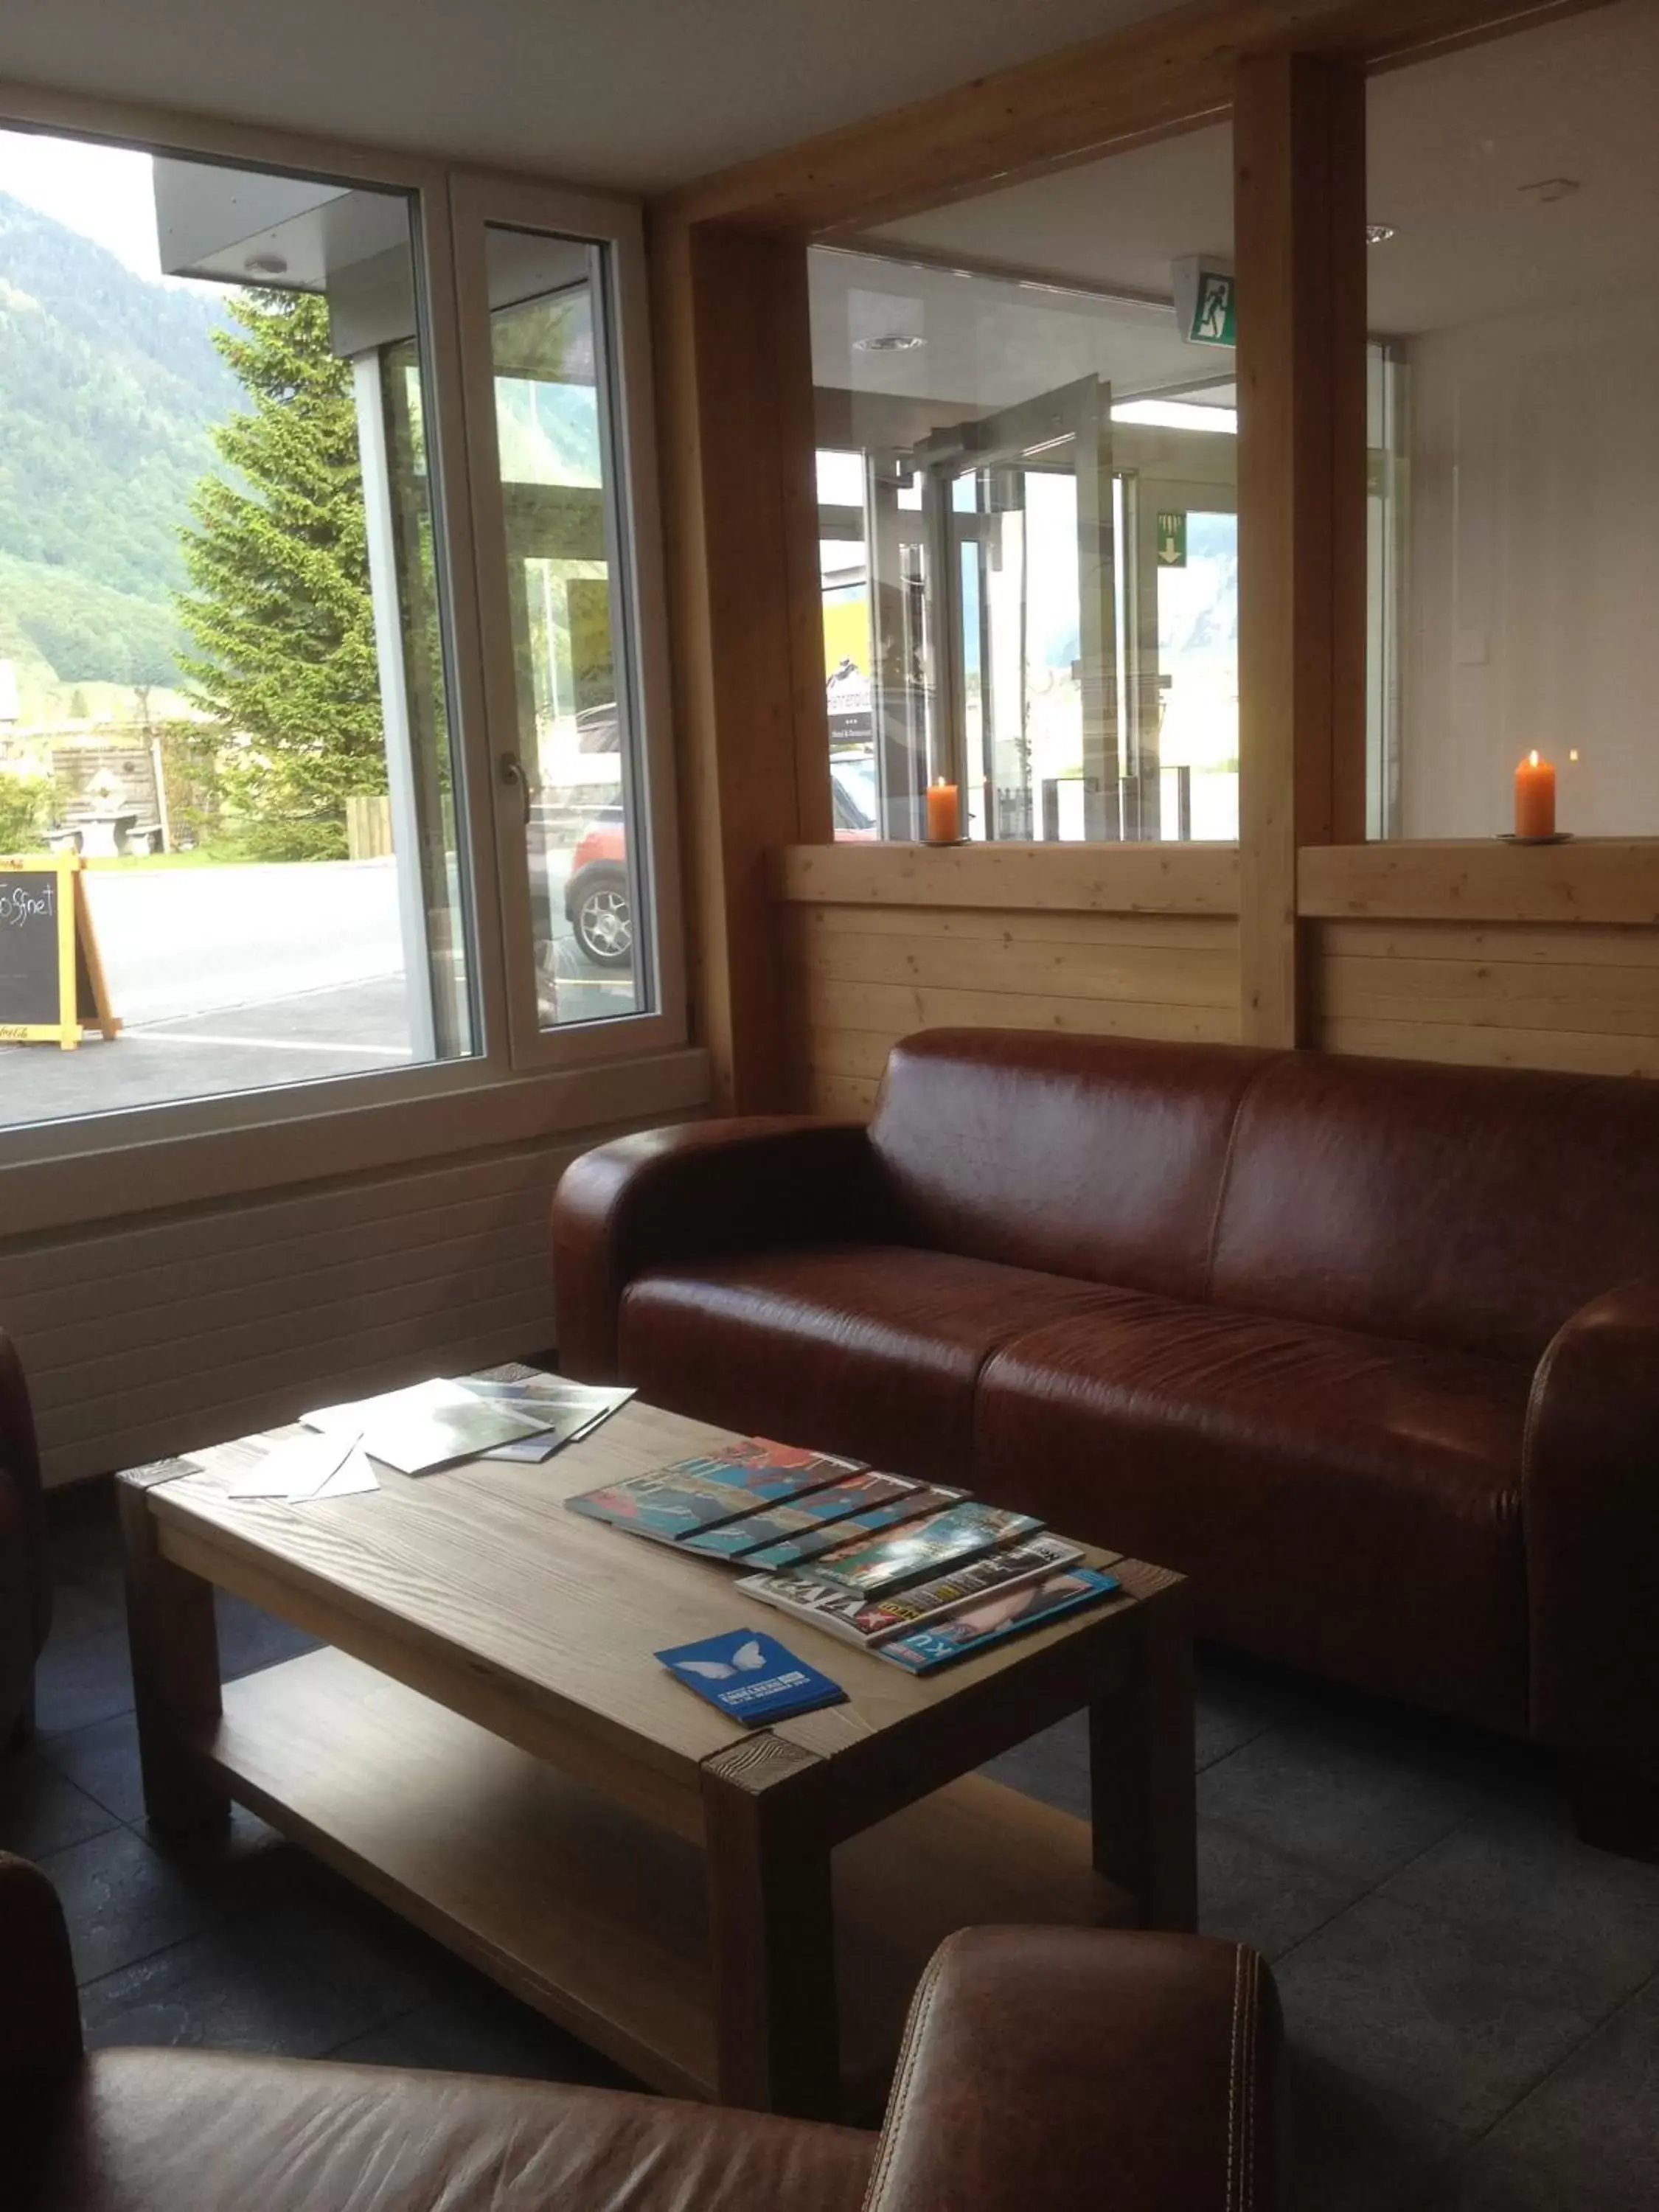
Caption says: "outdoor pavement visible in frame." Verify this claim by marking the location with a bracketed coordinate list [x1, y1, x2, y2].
[0, 852, 630, 1129]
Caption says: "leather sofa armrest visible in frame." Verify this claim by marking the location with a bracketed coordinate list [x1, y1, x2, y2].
[552, 1118, 890, 1380]
[863, 1927, 1281, 2212]
[0, 1855, 83, 2092]
[1524, 1276, 1659, 1788]
[0, 1329, 50, 1657]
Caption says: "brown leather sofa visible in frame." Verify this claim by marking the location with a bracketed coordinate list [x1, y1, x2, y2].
[3, 1853, 1282, 2211]
[0, 1329, 49, 1746]
[554, 1029, 1659, 1845]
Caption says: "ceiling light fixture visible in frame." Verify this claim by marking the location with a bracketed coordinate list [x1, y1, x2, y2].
[245, 251, 288, 276]
[855, 332, 927, 352]
[1365, 223, 1396, 246]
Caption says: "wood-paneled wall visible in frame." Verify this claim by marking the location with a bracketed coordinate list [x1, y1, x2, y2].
[774, 844, 1240, 1116]
[1311, 922, 1659, 1079]
[772, 838, 1659, 1113]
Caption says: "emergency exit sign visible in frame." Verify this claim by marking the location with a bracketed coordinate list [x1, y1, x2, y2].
[1157, 512, 1188, 568]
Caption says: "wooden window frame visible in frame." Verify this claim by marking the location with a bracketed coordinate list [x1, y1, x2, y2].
[647, 0, 1618, 1099]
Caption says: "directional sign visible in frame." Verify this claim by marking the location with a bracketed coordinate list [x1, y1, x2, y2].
[1156, 512, 1188, 568]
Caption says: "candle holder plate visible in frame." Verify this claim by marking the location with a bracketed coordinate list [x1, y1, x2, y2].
[1498, 832, 1574, 846]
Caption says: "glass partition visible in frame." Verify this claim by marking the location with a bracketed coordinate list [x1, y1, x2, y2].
[807, 122, 1238, 844]
[1366, 0, 1659, 838]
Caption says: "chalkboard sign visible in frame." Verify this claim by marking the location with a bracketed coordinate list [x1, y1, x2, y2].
[0, 856, 119, 1048]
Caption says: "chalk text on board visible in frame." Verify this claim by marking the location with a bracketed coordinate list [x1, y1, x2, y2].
[1, 883, 55, 928]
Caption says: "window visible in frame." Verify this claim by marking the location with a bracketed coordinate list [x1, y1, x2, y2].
[0, 122, 678, 1145]
[1366, 0, 1659, 838]
[806, 122, 1238, 845]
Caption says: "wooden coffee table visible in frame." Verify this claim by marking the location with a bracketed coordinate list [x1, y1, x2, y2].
[118, 1394, 1194, 2121]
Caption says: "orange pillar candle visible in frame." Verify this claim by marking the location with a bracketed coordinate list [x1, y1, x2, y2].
[925, 778, 961, 843]
[1514, 751, 1557, 838]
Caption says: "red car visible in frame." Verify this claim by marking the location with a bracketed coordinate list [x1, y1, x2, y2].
[564, 755, 878, 968]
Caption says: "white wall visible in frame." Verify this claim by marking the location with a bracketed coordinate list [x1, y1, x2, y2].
[1399, 290, 1659, 838]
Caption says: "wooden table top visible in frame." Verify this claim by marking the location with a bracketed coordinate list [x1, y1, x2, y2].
[139, 1393, 1172, 1823]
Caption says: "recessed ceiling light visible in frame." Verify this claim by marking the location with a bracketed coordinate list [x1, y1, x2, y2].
[855, 332, 927, 352]
[245, 251, 288, 276]
[1365, 223, 1396, 246]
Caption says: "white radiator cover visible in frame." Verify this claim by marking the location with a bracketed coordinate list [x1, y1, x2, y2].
[1, 1128, 673, 1488]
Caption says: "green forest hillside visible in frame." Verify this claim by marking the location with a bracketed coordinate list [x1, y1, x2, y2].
[0, 192, 233, 690]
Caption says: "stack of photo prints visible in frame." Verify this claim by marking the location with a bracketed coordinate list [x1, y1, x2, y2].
[567, 1439, 1121, 1674]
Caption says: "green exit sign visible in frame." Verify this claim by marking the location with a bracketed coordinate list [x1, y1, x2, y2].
[1172, 256, 1237, 348]
[1157, 512, 1188, 568]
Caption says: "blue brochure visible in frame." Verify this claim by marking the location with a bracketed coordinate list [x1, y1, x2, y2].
[655, 1627, 848, 1727]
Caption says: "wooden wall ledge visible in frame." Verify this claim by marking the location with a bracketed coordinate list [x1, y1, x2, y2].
[1299, 842, 1659, 927]
[772, 842, 1240, 916]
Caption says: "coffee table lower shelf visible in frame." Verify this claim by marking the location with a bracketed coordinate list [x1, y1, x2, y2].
[198, 1647, 1130, 2114]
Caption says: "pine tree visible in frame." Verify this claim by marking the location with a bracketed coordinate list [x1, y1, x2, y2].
[174, 290, 384, 860]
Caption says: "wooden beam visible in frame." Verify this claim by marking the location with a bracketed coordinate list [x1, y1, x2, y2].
[772, 841, 1240, 915]
[650, 219, 832, 1113]
[657, 0, 1602, 237]
[1300, 841, 1659, 925]
[1234, 52, 1367, 1046]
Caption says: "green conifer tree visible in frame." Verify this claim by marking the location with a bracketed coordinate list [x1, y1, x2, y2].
[174, 290, 384, 860]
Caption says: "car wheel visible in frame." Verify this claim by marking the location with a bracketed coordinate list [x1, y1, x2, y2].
[571, 869, 633, 967]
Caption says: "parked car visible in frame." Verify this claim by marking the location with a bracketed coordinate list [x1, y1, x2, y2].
[563, 753, 878, 969]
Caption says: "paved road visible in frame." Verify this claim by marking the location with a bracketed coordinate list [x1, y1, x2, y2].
[0, 852, 633, 1130]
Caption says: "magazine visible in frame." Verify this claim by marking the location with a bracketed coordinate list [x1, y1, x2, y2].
[566, 1439, 866, 1545]
[459, 1377, 634, 1463]
[740, 1533, 1082, 1646]
[302, 1377, 553, 1475]
[807, 1500, 1043, 1598]
[877, 1566, 1122, 1674]
[677, 1472, 955, 1561]
[655, 1627, 846, 1726]
[737, 1481, 966, 1571]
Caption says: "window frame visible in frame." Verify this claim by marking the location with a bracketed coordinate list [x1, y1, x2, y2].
[447, 169, 686, 1072]
[0, 83, 690, 1194]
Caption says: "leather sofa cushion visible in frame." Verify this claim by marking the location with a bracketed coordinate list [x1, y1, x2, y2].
[1211, 1051, 1659, 1366]
[867, 1030, 1271, 1302]
[974, 1294, 1531, 1730]
[21, 2049, 875, 2212]
[618, 1245, 1128, 1484]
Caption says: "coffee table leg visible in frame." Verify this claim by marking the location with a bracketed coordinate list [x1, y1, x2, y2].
[701, 1735, 839, 2119]
[1088, 1587, 1197, 1931]
[118, 1472, 229, 1832]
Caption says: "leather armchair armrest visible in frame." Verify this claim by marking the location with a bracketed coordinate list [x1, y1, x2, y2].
[863, 1927, 1281, 2212]
[552, 1118, 891, 1381]
[1524, 1276, 1659, 1783]
[0, 1329, 50, 1658]
[0, 1855, 83, 2092]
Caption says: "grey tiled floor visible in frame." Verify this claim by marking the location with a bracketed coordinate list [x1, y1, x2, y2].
[8, 1483, 1659, 2210]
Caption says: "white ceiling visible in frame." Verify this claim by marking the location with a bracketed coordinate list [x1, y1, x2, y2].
[0, 0, 1184, 193]
[869, 0, 1659, 339]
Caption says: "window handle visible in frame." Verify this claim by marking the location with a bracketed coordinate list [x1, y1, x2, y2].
[498, 751, 535, 827]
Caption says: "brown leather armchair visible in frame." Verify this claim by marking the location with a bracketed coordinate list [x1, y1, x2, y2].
[0, 1329, 49, 1747]
[554, 1029, 1659, 1848]
[3, 1853, 1283, 2211]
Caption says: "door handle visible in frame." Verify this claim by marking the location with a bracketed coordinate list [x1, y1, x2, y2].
[498, 751, 535, 828]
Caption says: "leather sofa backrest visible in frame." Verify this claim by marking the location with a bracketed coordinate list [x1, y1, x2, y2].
[868, 1029, 1273, 1301]
[1210, 1051, 1659, 1364]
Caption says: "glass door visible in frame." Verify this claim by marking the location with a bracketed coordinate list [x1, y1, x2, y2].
[449, 174, 682, 1066]
[869, 378, 1130, 842]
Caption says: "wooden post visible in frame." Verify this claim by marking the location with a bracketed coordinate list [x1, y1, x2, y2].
[1088, 1581, 1197, 1932]
[700, 1732, 840, 2118]
[650, 217, 832, 1114]
[1234, 52, 1368, 1046]
[118, 1469, 229, 1832]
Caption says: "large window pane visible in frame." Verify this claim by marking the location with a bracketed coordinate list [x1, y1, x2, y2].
[0, 131, 472, 1128]
[807, 122, 1237, 844]
[481, 224, 647, 1028]
[1367, 0, 1659, 837]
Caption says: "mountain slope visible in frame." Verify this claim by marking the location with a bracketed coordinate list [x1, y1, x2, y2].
[0, 192, 234, 684]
